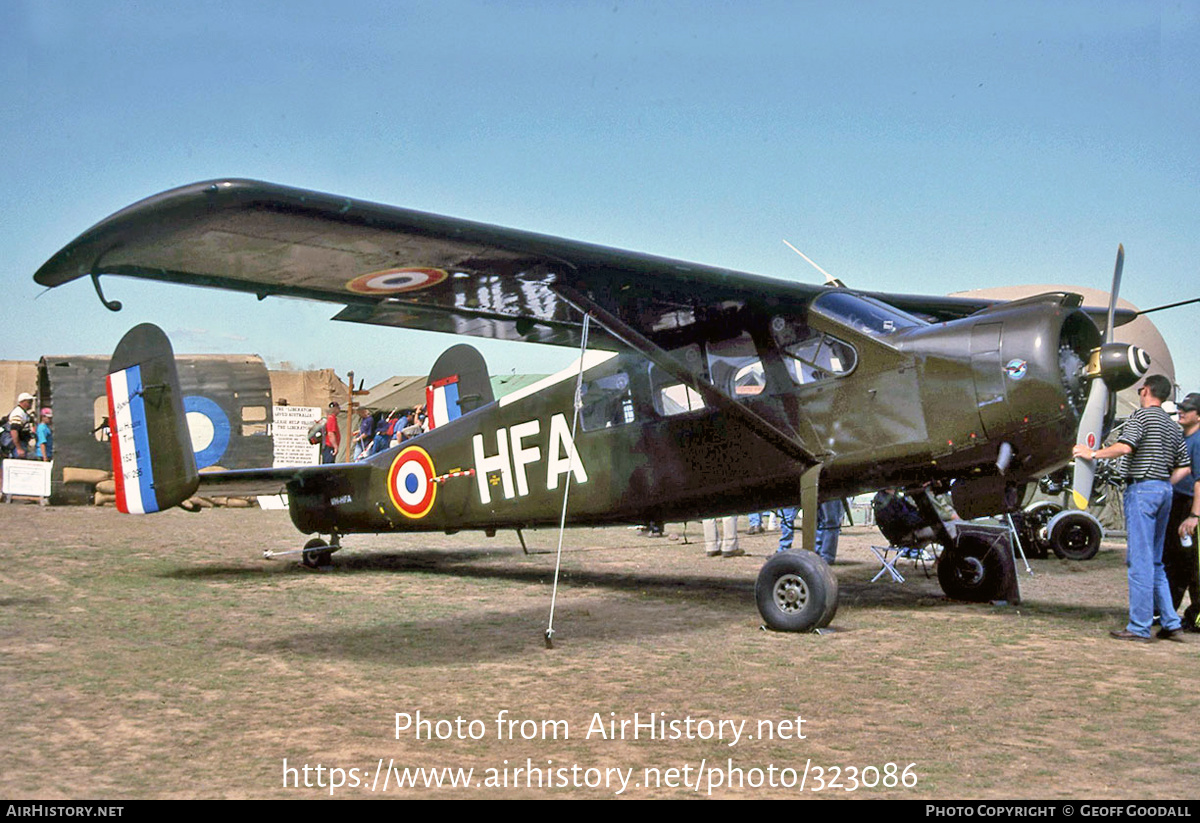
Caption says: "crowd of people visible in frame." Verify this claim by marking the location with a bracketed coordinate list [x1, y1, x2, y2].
[2, 392, 52, 462]
[318, 402, 428, 465]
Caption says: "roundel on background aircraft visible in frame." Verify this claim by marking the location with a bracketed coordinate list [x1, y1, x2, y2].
[388, 445, 437, 519]
[183, 395, 231, 469]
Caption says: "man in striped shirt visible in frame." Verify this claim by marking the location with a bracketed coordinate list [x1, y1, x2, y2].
[1073, 374, 1191, 642]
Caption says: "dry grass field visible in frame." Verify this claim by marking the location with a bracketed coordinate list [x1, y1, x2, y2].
[2, 504, 1198, 799]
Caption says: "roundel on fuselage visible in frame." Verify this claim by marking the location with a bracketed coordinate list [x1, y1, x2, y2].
[388, 445, 437, 519]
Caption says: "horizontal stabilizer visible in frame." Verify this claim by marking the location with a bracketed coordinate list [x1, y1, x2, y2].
[191, 463, 375, 497]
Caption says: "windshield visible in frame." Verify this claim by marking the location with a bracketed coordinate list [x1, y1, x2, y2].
[811, 292, 927, 337]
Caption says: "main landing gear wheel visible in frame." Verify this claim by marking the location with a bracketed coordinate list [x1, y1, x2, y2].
[300, 537, 335, 570]
[937, 534, 1004, 602]
[1047, 510, 1102, 561]
[755, 550, 838, 632]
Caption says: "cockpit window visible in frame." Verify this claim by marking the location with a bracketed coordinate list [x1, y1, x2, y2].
[811, 292, 927, 337]
[782, 332, 858, 384]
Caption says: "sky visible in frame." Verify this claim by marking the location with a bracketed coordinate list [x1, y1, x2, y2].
[3, 0, 1198, 394]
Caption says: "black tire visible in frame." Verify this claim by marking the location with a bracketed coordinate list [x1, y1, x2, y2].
[937, 534, 1005, 602]
[1022, 501, 1063, 559]
[301, 537, 333, 568]
[755, 550, 838, 632]
[1048, 511, 1102, 561]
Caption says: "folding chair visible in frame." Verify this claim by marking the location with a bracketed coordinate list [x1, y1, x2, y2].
[869, 489, 942, 583]
[870, 539, 940, 582]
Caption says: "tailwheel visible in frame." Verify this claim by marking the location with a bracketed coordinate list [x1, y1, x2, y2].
[300, 537, 336, 570]
[755, 550, 838, 632]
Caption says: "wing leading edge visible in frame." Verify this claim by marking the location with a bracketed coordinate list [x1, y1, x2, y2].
[34, 179, 1132, 348]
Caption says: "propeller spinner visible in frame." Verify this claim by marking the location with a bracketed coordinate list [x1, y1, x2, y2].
[1071, 246, 1151, 509]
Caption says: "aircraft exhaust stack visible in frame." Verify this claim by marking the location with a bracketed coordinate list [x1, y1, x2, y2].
[996, 441, 1014, 474]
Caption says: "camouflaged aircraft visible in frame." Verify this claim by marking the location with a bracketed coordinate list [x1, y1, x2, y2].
[33, 180, 1151, 632]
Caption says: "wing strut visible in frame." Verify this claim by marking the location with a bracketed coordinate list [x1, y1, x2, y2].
[799, 464, 822, 554]
[550, 283, 822, 466]
[544, 313, 593, 649]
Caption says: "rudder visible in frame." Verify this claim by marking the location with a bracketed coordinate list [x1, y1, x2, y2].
[425, 344, 493, 429]
[106, 324, 199, 513]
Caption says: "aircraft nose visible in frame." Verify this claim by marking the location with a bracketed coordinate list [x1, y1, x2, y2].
[1089, 342, 1151, 392]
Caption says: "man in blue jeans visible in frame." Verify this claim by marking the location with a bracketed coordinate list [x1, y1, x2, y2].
[1074, 375, 1192, 642]
[777, 499, 842, 564]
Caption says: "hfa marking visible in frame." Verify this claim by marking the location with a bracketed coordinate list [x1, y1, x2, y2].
[472, 413, 588, 505]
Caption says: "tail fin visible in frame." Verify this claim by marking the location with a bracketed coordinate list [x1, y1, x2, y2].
[106, 324, 199, 513]
[425, 344, 493, 429]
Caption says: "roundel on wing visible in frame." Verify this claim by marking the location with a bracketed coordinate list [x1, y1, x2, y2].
[388, 445, 437, 519]
[183, 395, 230, 469]
[346, 267, 448, 294]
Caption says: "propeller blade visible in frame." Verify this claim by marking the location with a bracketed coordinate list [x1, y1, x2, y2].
[1072, 365, 1110, 509]
[1104, 244, 1124, 344]
[1073, 245, 1127, 509]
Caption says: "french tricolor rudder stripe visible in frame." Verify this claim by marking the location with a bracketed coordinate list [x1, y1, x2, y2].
[425, 376, 461, 430]
[105, 364, 159, 514]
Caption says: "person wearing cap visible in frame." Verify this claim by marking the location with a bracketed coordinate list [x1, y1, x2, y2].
[35, 408, 53, 462]
[1073, 375, 1192, 642]
[1165, 392, 1200, 630]
[5, 392, 35, 459]
[322, 401, 341, 464]
[351, 406, 376, 460]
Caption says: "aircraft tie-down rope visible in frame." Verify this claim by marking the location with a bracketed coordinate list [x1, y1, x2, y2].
[545, 313, 591, 649]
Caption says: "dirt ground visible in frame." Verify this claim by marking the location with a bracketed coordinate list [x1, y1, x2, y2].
[2, 503, 1198, 799]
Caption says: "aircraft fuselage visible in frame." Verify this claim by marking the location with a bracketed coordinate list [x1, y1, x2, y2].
[286, 291, 1099, 536]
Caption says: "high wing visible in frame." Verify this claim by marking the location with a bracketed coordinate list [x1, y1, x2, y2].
[39, 179, 1127, 351]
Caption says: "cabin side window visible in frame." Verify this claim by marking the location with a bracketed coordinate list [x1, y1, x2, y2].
[579, 371, 636, 431]
[706, 333, 765, 399]
[649, 344, 707, 417]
